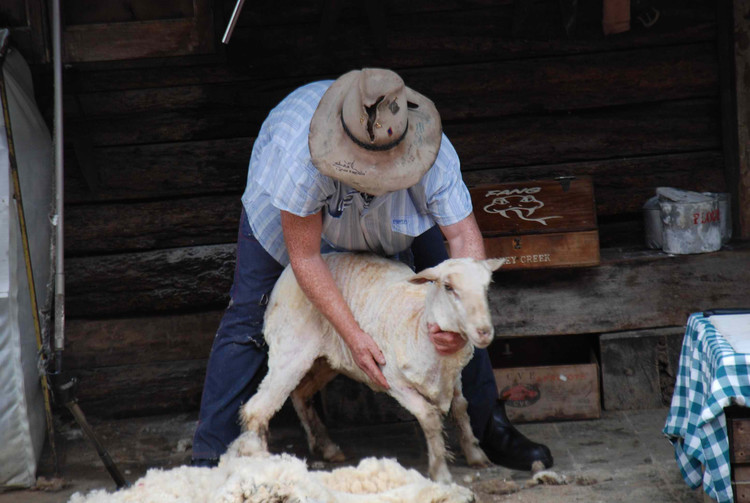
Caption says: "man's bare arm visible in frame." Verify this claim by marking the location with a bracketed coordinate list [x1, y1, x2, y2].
[440, 212, 486, 260]
[280, 210, 389, 389]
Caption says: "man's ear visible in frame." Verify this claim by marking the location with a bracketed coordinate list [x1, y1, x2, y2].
[409, 266, 439, 284]
[485, 258, 506, 272]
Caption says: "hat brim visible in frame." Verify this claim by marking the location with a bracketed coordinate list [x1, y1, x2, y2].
[309, 70, 442, 196]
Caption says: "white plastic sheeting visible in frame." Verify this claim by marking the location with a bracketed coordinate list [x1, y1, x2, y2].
[0, 44, 54, 489]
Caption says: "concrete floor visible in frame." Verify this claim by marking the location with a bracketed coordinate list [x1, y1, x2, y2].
[0, 407, 705, 503]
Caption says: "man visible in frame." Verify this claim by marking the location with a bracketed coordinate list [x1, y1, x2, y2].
[191, 68, 553, 471]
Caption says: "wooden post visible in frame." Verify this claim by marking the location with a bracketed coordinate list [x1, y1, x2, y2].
[721, 0, 750, 239]
[736, 0, 750, 239]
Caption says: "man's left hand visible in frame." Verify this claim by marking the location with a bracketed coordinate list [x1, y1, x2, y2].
[428, 322, 467, 355]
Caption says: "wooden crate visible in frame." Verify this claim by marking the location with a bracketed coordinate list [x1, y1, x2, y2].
[729, 406, 750, 503]
[492, 354, 601, 423]
[470, 177, 599, 270]
[599, 327, 685, 411]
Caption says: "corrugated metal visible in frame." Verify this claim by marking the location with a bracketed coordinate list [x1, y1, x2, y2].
[0, 43, 54, 489]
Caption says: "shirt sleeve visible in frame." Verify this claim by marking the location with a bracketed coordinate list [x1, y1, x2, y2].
[422, 134, 473, 226]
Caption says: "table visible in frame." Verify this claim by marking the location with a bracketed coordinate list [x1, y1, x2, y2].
[664, 312, 750, 503]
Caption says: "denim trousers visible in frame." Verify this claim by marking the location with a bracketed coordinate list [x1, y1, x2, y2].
[192, 210, 499, 462]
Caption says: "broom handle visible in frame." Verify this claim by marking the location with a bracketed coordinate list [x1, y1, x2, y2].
[222, 0, 247, 44]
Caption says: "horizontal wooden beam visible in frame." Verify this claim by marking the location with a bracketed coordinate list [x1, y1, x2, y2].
[71, 360, 207, 417]
[60, 1, 714, 93]
[64, 43, 717, 119]
[65, 312, 220, 368]
[68, 99, 718, 166]
[65, 243, 750, 336]
[64, 143, 725, 216]
[63, 17, 213, 63]
[67, 243, 750, 322]
[65, 195, 242, 255]
[461, 151, 727, 216]
[490, 244, 750, 337]
[449, 98, 720, 171]
[64, 245, 750, 417]
[67, 87, 719, 157]
[228, 1, 716, 78]
[64, 137, 252, 203]
[66, 244, 235, 317]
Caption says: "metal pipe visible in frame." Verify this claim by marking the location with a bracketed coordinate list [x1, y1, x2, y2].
[46, 3, 129, 489]
[55, 377, 129, 489]
[52, 0, 64, 368]
[222, 0, 246, 44]
[67, 401, 128, 489]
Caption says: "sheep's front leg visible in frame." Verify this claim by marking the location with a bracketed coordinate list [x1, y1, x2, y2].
[451, 378, 491, 467]
[229, 353, 316, 458]
[389, 385, 452, 483]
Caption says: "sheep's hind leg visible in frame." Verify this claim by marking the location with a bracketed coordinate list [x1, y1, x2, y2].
[451, 378, 491, 467]
[290, 358, 344, 462]
[229, 353, 316, 458]
[389, 386, 452, 483]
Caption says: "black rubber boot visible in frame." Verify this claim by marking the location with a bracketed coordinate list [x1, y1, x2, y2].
[190, 457, 219, 468]
[479, 400, 553, 471]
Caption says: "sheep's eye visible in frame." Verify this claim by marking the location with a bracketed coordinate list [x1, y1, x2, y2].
[444, 283, 453, 292]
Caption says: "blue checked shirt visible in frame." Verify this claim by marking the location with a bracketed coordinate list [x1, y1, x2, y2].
[241, 80, 473, 266]
[664, 313, 750, 503]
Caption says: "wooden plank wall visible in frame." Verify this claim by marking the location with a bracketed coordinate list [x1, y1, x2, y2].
[732, 0, 750, 237]
[56, 0, 743, 417]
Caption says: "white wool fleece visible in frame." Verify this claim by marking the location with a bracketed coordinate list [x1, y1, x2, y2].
[67, 454, 473, 503]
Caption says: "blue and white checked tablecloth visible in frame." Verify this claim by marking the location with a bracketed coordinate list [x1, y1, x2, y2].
[664, 312, 750, 503]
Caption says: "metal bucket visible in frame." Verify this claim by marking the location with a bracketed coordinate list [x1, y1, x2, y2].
[643, 196, 662, 249]
[702, 192, 732, 244]
[658, 187, 721, 254]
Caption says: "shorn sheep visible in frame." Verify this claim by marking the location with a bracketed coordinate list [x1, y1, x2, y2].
[229, 252, 505, 483]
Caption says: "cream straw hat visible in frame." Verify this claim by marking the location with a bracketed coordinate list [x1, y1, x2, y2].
[309, 68, 442, 196]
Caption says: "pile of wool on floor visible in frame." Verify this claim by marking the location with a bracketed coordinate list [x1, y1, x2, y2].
[67, 453, 474, 503]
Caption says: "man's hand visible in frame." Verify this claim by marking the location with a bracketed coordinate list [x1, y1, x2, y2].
[428, 322, 467, 355]
[343, 328, 389, 389]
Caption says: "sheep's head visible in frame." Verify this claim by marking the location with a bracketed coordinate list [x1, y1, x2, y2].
[408, 258, 505, 348]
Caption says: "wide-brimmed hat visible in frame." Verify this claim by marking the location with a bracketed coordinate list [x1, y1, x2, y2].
[309, 69, 442, 196]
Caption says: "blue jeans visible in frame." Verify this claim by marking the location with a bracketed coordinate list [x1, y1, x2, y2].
[192, 211, 499, 461]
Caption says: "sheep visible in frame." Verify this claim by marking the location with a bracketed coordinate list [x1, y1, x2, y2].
[229, 252, 505, 483]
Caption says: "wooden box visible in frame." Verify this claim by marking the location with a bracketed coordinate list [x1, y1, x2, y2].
[729, 406, 750, 503]
[599, 327, 685, 411]
[469, 177, 599, 270]
[492, 355, 601, 423]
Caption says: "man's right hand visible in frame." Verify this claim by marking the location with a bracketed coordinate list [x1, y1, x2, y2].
[344, 328, 390, 390]
[427, 322, 467, 355]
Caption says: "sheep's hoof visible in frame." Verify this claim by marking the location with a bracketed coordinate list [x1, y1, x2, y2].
[465, 448, 492, 468]
[227, 431, 266, 458]
[321, 444, 346, 463]
[468, 458, 492, 469]
[430, 463, 453, 484]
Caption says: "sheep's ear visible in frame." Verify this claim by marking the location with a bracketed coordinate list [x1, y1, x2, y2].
[409, 266, 439, 284]
[485, 258, 506, 272]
